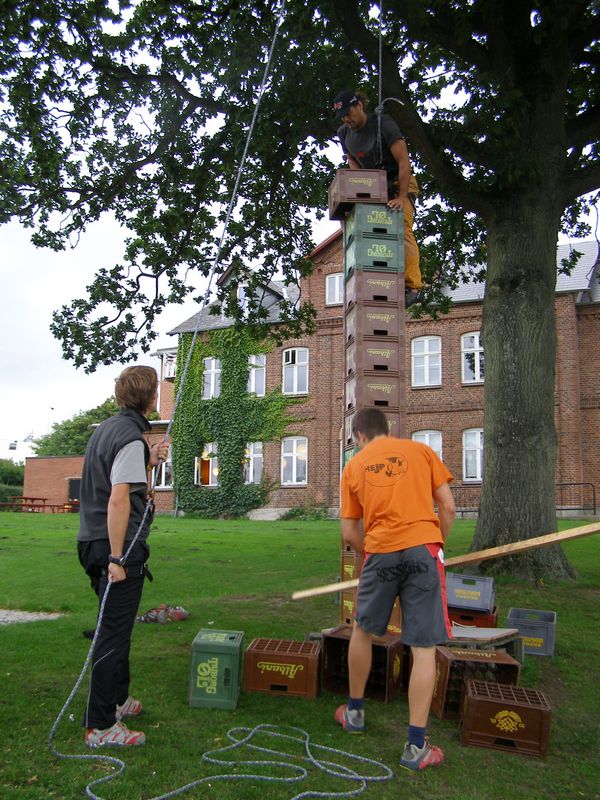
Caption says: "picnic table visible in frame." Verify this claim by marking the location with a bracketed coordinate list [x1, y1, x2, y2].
[0, 497, 78, 513]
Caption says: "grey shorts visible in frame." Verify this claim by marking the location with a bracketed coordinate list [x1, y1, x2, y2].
[355, 545, 451, 646]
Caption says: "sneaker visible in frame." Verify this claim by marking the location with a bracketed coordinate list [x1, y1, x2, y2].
[116, 696, 143, 720]
[399, 740, 445, 771]
[166, 605, 190, 621]
[85, 721, 146, 748]
[405, 289, 423, 308]
[334, 704, 366, 734]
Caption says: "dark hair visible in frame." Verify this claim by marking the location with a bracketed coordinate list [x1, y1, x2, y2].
[114, 366, 158, 414]
[352, 407, 388, 440]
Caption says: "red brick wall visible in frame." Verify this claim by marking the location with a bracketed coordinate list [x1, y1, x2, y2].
[158, 380, 174, 420]
[23, 456, 84, 505]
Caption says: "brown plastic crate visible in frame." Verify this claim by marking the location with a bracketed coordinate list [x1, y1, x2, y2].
[328, 170, 388, 220]
[345, 337, 402, 377]
[339, 588, 401, 637]
[341, 550, 363, 582]
[345, 270, 404, 306]
[321, 624, 405, 701]
[345, 301, 401, 341]
[243, 639, 321, 698]
[448, 606, 499, 628]
[432, 646, 521, 720]
[460, 680, 552, 758]
[344, 371, 402, 411]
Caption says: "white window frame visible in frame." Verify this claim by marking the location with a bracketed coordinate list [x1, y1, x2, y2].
[247, 354, 266, 397]
[461, 332, 485, 384]
[411, 336, 442, 387]
[282, 347, 309, 395]
[155, 445, 173, 488]
[412, 430, 443, 461]
[281, 436, 308, 485]
[194, 443, 219, 486]
[243, 442, 263, 484]
[202, 357, 221, 399]
[326, 272, 344, 306]
[163, 353, 177, 379]
[463, 428, 484, 482]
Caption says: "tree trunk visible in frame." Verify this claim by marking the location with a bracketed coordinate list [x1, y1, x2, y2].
[471, 199, 577, 581]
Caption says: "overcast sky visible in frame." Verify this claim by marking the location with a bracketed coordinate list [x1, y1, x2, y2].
[0, 214, 338, 461]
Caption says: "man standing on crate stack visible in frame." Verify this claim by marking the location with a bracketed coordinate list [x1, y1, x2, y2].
[335, 407, 455, 772]
[333, 90, 423, 308]
[77, 366, 169, 748]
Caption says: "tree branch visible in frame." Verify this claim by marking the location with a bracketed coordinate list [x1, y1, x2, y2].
[563, 161, 600, 205]
[566, 105, 600, 151]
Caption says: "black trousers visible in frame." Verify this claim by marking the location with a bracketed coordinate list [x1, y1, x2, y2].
[78, 540, 148, 730]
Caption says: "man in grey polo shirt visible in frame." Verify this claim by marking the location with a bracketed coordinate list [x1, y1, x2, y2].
[77, 365, 169, 748]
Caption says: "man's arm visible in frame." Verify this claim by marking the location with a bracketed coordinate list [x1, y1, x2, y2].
[433, 482, 456, 542]
[106, 482, 131, 583]
[388, 138, 411, 210]
[346, 154, 361, 170]
[340, 517, 364, 554]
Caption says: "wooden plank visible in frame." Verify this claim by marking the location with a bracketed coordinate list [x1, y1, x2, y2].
[291, 522, 600, 601]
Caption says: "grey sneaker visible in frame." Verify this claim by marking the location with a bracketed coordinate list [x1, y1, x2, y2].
[116, 696, 143, 720]
[334, 704, 366, 733]
[399, 740, 445, 771]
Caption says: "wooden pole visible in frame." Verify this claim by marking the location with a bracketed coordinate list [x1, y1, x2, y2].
[291, 522, 600, 601]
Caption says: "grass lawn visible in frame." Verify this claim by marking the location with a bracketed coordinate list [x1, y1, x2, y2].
[0, 513, 598, 800]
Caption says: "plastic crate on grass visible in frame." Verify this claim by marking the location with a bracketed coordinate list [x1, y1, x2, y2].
[243, 639, 321, 698]
[448, 605, 499, 628]
[431, 646, 521, 720]
[507, 608, 557, 656]
[189, 629, 244, 710]
[446, 573, 496, 612]
[321, 624, 405, 701]
[460, 680, 552, 758]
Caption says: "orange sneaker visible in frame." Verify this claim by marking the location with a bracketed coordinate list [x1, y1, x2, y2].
[116, 696, 143, 720]
[399, 740, 444, 771]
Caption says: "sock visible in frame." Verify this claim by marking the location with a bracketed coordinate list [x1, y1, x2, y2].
[408, 725, 426, 749]
[348, 697, 364, 712]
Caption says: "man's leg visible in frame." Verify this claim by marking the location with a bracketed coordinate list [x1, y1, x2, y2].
[85, 574, 144, 730]
[407, 646, 436, 727]
[348, 622, 373, 698]
[402, 202, 423, 291]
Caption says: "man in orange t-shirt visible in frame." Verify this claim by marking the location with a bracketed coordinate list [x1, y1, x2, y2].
[335, 407, 455, 772]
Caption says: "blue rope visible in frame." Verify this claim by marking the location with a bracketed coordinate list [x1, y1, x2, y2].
[77, 723, 393, 800]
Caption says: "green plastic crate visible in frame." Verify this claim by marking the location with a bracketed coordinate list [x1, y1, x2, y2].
[189, 629, 244, 709]
[344, 204, 402, 244]
[344, 234, 403, 276]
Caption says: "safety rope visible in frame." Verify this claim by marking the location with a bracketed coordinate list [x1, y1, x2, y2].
[376, 0, 384, 169]
[81, 724, 393, 800]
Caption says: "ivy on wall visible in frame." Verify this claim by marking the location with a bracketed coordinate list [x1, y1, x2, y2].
[171, 327, 301, 517]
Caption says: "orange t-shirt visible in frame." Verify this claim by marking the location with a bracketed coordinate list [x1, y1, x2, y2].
[340, 436, 453, 553]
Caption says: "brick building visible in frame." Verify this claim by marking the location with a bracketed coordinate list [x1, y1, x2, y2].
[151, 236, 599, 517]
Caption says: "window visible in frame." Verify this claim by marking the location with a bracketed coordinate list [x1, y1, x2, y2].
[412, 430, 443, 461]
[463, 429, 484, 481]
[163, 353, 176, 379]
[194, 443, 219, 486]
[155, 446, 173, 488]
[244, 442, 263, 484]
[202, 357, 221, 399]
[411, 336, 441, 387]
[281, 437, 308, 485]
[462, 332, 484, 383]
[247, 354, 266, 397]
[326, 272, 344, 306]
[282, 348, 308, 395]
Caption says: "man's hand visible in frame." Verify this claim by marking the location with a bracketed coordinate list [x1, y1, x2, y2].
[387, 196, 406, 211]
[149, 439, 170, 467]
[108, 563, 127, 583]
